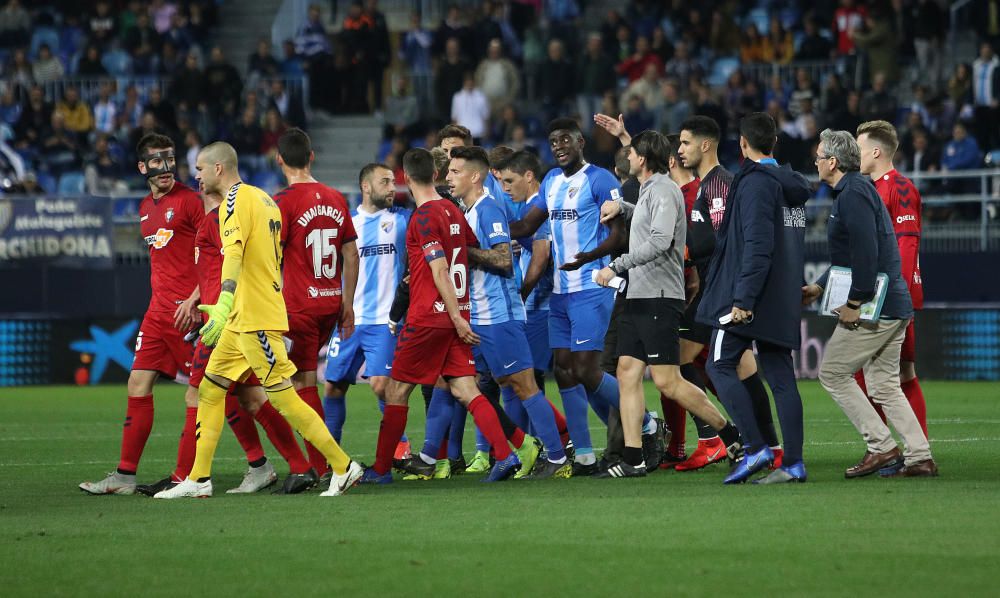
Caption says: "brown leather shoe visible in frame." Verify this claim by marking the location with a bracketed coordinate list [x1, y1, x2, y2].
[844, 448, 903, 478]
[890, 459, 939, 478]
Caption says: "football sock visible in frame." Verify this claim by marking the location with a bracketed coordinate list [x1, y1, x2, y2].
[254, 400, 311, 474]
[117, 394, 154, 475]
[475, 427, 491, 452]
[224, 392, 265, 464]
[585, 372, 617, 424]
[745, 373, 780, 448]
[546, 397, 570, 446]
[448, 400, 467, 460]
[437, 439, 449, 461]
[267, 385, 350, 475]
[323, 393, 346, 443]
[717, 422, 741, 449]
[421, 384, 434, 413]
[467, 396, 512, 460]
[501, 386, 530, 431]
[524, 391, 565, 461]
[189, 381, 227, 481]
[172, 406, 198, 481]
[901, 377, 928, 437]
[660, 393, 686, 457]
[296, 385, 329, 475]
[623, 446, 644, 467]
[420, 388, 454, 461]
[374, 404, 408, 475]
[378, 398, 408, 443]
[560, 384, 593, 457]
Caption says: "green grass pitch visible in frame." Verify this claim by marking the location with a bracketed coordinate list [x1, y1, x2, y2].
[1, 380, 998, 596]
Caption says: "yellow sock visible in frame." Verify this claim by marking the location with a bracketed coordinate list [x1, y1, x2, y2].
[266, 385, 351, 474]
[189, 379, 227, 480]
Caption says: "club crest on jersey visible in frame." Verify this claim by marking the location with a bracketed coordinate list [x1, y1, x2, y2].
[381, 220, 393, 233]
[568, 187, 579, 200]
[434, 300, 445, 312]
[145, 228, 174, 249]
[165, 208, 174, 222]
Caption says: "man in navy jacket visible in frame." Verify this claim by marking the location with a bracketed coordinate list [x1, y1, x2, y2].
[697, 113, 811, 484]
[803, 129, 937, 478]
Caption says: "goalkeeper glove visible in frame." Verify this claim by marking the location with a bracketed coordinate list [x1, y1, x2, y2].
[198, 291, 234, 347]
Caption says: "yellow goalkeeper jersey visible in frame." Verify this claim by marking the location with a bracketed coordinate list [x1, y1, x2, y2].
[220, 182, 289, 333]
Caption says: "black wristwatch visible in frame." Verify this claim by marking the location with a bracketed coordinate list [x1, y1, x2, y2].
[846, 300, 862, 310]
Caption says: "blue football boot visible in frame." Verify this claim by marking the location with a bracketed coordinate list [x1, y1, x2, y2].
[723, 446, 774, 484]
[753, 460, 807, 484]
[483, 453, 520, 482]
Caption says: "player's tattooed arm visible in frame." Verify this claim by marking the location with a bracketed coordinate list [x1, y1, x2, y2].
[221, 279, 237, 294]
[468, 242, 512, 273]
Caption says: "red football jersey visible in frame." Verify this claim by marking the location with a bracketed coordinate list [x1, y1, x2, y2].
[680, 178, 700, 216]
[139, 182, 204, 312]
[874, 170, 923, 309]
[406, 198, 478, 328]
[194, 207, 222, 307]
[276, 182, 357, 315]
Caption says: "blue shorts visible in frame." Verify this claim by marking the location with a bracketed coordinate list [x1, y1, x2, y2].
[525, 309, 552, 371]
[323, 324, 397, 383]
[472, 320, 532, 378]
[549, 287, 615, 352]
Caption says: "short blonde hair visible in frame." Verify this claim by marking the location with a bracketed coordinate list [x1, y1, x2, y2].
[856, 120, 899, 156]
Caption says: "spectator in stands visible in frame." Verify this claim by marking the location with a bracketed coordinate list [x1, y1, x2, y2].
[364, 0, 391, 112]
[664, 41, 702, 89]
[911, 0, 945, 89]
[942, 121, 982, 171]
[762, 15, 794, 65]
[259, 107, 286, 163]
[384, 73, 420, 139]
[475, 38, 520, 117]
[41, 112, 81, 176]
[546, 0, 581, 53]
[820, 72, 848, 122]
[84, 133, 126, 194]
[851, 5, 899, 86]
[401, 12, 433, 118]
[740, 24, 767, 64]
[204, 46, 242, 116]
[151, 0, 178, 34]
[158, 40, 182, 76]
[268, 79, 305, 129]
[972, 43, 1000, 151]
[948, 62, 974, 114]
[622, 62, 663, 117]
[55, 87, 94, 137]
[0, 0, 30, 48]
[709, 10, 740, 57]
[693, 83, 727, 137]
[491, 103, 520, 145]
[88, 1, 116, 49]
[6, 47, 32, 92]
[599, 9, 625, 57]
[76, 44, 107, 77]
[187, 2, 210, 46]
[538, 38, 575, 122]
[0, 84, 20, 127]
[906, 127, 940, 178]
[184, 129, 201, 173]
[796, 15, 834, 61]
[622, 93, 653, 134]
[609, 22, 632, 63]
[118, 85, 143, 131]
[231, 105, 263, 171]
[248, 39, 280, 79]
[296, 3, 331, 59]
[617, 35, 663, 83]
[789, 68, 817, 118]
[145, 86, 177, 134]
[577, 32, 618, 134]
[764, 73, 789, 111]
[451, 71, 489, 143]
[93, 82, 118, 135]
[280, 39, 305, 76]
[862, 71, 898, 123]
[650, 25, 674, 63]
[470, 1, 501, 61]
[435, 37, 469, 122]
[433, 4, 470, 57]
[833, 0, 867, 57]
[655, 78, 692, 135]
[123, 11, 160, 75]
[32, 44, 65, 84]
[832, 89, 864, 133]
[163, 10, 194, 55]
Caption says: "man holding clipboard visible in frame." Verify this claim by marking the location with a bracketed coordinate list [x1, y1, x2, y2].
[803, 129, 937, 479]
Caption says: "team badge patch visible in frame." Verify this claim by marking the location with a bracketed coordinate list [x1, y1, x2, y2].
[165, 208, 174, 222]
[381, 220, 393, 233]
[568, 187, 579, 200]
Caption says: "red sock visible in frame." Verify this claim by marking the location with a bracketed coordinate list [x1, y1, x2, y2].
[901, 377, 928, 437]
[468, 396, 511, 460]
[374, 404, 408, 474]
[296, 385, 329, 475]
[225, 392, 265, 464]
[437, 439, 449, 460]
[509, 427, 525, 449]
[661, 393, 686, 457]
[117, 394, 154, 474]
[856, 371, 888, 424]
[255, 401, 311, 474]
[546, 398, 570, 446]
[172, 406, 198, 481]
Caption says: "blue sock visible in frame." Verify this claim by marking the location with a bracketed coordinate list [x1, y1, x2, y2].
[475, 427, 490, 452]
[420, 388, 454, 459]
[323, 394, 346, 443]
[524, 391, 565, 461]
[560, 384, 592, 456]
[501, 386, 530, 431]
[448, 400, 467, 461]
[379, 398, 408, 443]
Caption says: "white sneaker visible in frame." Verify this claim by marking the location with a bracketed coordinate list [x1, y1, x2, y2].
[79, 471, 136, 495]
[154, 477, 213, 499]
[320, 461, 364, 497]
[226, 460, 277, 494]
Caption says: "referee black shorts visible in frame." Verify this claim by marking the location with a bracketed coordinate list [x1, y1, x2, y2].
[617, 297, 685, 366]
[679, 289, 712, 345]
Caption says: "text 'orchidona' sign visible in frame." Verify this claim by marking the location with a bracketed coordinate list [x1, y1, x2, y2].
[0, 197, 114, 268]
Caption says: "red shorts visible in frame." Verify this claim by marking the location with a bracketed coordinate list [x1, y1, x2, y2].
[132, 310, 194, 379]
[391, 323, 476, 385]
[188, 339, 260, 388]
[286, 311, 340, 372]
[900, 318, 916, 363]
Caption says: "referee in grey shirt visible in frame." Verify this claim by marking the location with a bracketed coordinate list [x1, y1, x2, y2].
[595, 131, 741, 477]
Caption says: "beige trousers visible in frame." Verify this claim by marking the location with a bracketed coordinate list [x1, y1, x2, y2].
[819, 319, 932, 465]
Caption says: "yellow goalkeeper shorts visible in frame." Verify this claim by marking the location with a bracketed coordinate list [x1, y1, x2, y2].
[205, 329, 297, 386]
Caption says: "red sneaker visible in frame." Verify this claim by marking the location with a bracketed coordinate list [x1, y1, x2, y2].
[674, 438, 727, 471]
[769, 447, 784, 470]
[394, 440, 412, 460]
[659, 450, 686, 470]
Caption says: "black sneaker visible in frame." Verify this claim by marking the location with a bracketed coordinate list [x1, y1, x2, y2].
[659, 450, 686, 470]
[318, 470, 332, 488]
[593, 461, 647, 479]
[641, 417, 667, 472]
[449, 456, 467, 475]
[136, 476, 177, 497]
[393, 456, 436, 480]
[571, 460, 599, 477]
[528, 458, 572, 479]
[273, 468, 318, 494]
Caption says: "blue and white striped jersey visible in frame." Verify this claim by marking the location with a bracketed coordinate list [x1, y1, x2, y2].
[351, 206, 410, 325]
[465, 191, 526, 326]
[520, 192, 553, 311]
[528, 163, 622, 294]
[486, 172, 530, 289]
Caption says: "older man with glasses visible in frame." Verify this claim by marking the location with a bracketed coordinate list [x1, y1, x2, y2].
[804, 129, 938, 479]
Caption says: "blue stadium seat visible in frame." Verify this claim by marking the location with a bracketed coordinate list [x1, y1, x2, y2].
[249, 170, 281, 194]
[745, 8, 769, 33]
[30, 27, 60, 58]
[37, 172, 57, 194]
[707, 57, 741, 87]
[101, 50, 133, 77]
[985, 149, 1000, 167]
[57, 172, 85, 195]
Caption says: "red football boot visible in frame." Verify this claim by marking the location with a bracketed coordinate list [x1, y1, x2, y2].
[674, 438, 728, 471]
